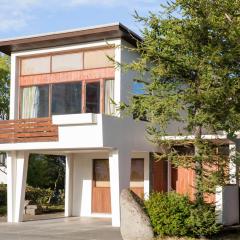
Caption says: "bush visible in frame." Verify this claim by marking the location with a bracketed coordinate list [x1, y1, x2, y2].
[144, 192, 221, 238]
[0, 184, 7, 205]
[186, 203, 221, 237]
[25, 186, 53, 205]
[144, 192, 192, 237]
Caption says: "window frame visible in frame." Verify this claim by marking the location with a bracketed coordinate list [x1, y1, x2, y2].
[18, 78, 114, 119]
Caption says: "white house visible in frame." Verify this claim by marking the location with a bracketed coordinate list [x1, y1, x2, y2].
[0, 23, 238, 227]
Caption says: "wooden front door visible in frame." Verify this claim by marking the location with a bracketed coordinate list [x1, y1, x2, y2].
[92, 158, 145, 214]
[92, 159, 111, 213]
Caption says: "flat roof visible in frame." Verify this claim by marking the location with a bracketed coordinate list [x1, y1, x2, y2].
[0, 23, 142, 55]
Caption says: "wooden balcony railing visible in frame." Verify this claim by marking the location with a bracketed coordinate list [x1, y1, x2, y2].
[0, 117, 58, 143]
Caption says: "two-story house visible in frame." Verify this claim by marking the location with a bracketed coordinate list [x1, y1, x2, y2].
[0, 23, 238, 227]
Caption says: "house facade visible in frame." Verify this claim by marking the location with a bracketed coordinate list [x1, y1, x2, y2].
[0, 23, 238, 227]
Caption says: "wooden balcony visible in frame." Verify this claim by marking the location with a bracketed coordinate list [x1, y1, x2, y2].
[0, 117, 58, 143]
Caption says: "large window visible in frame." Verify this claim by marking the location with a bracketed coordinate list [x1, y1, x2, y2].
[52, 83, 82, 115]
[21, 79, 115, 118]
[21, 85, 49, 119]
[86, 82, 100, 113]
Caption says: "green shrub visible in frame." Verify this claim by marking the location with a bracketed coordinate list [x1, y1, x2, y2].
[25, 186, 53, 205]
[144, 192, 221, 238]
[186, 203, 221, 237]
[0, 184, 7, 206]
[145, 192, 191, 237]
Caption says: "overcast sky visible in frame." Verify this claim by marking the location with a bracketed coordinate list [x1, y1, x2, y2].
[0, 0, 166, 39]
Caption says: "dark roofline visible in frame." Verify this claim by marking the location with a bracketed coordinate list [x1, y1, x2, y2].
[0, 23, 142, 55]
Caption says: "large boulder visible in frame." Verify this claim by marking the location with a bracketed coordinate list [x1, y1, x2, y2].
[120, 189, 154, 240]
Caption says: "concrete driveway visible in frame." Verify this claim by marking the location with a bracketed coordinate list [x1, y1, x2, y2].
[0, 217, 123, 240]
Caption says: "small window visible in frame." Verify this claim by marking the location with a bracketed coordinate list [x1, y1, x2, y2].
[52, 82, 82, 115]
[86, 82, 100, 113]
[93, 159, 110, 187]
[21, 56, 51, 75]
[21, 85, 49, 118]
[130, 158, 144, 188]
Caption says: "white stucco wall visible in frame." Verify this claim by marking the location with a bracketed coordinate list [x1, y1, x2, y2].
[66, 151, 150, 219]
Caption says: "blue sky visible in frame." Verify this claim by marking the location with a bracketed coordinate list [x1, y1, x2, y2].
[0, 0, 166, 39]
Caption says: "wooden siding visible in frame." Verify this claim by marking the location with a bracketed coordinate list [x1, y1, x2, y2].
[19, 67, 115, 87]
[151, 159, 168, 192]
[0, 117, 58, 143]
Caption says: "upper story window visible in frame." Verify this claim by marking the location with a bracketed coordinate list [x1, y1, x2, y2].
[21, 56, 51, 75]
[20, 48, 114, 76]
[52, 82, 82, 115]
[86, 82, 100, 113]
[19, 47, 116, 118]
[20, 79, 114, 118]
[21, 85, 49, 118]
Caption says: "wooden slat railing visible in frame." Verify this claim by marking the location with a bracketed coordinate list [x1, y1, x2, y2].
[0, 117, 58, 143]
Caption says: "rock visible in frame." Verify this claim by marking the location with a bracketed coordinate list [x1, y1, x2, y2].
[25, 205, 42, 215]
[120, 189, 154, 240]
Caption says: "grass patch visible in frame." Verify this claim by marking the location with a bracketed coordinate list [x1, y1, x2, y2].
[42, 205, 64, 213]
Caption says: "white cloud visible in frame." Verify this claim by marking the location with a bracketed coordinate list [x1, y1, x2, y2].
[0, 0, 162, 33]
[69, 0, 160, 9]
[0, 0, 40, 32]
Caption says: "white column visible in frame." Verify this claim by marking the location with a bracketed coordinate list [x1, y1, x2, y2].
[15, 151, 29, 222]
[7, 151, 16, 223]
[65, 154, 73, 217]
[143, 152, 150, 199]
[229, 143, 237, 184]
[109, 148, 131, 227]
[7, 151, 29, 223]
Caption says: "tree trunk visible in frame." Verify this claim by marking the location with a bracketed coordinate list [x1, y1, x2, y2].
[194, 125, 204, 204]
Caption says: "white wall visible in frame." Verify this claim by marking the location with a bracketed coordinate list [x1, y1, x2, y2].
[71, 152, 109, 217]
[67, 151, 150, 219]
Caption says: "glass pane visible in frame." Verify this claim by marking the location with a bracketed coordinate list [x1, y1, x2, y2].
[104, 79, 115, 115]
[94, 159, 110, 187]
[21, 86, 49, 119]
[52, 82, 82, 115]
[84, 48, 114, 69]
[131, 159, 144, 182]
[21, 56, 51, 75]
[86, 82, 100, 113]
[52, 53, 83, 72]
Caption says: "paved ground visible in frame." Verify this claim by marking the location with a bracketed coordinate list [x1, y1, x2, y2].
[0, 217, 123, 240]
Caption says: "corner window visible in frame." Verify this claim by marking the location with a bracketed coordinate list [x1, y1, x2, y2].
[52, 82, 82, 115]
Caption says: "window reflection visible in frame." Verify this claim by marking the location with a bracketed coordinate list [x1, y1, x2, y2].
[52, 82, 82, 115]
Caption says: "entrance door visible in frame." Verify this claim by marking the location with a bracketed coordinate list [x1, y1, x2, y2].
[92, 158, 145, 213]
[92, 159, 111, 213]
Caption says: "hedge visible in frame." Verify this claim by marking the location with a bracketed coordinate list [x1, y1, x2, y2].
[0, 184, 64, 206]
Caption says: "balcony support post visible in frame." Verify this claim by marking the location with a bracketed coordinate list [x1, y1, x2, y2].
[65, 154, 73, 217]
[109, 148, 131, 227]
[7, 151, 29, 223]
